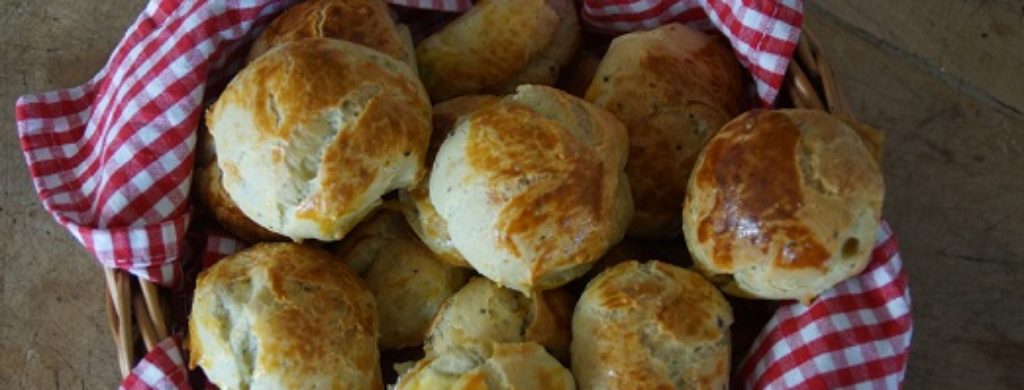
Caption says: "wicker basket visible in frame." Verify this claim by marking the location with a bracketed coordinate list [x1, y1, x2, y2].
[101, 28, 863, 379]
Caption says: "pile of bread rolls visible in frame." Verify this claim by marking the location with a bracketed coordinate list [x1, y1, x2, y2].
[187, 0, 884, 389]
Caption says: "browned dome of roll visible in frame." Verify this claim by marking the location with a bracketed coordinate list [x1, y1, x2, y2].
[189, 243, 380, 389]
[572, 260, 733, 389]
[247, 0, 415, 67]
[427, 85, 633, 293]
[683, 109, 884, 301]
[585, 23, 749, 239]
[208, 38, 431, 241]
[415, 0, 580, 101]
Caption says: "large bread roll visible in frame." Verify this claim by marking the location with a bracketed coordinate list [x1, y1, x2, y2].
[415, 0, 579, 101]
[399, 96, 501, 268]
[429, 85, 632, 292]
[188, 243, 380, 389]
[585, 23, 748, 238]
[394, 342, 575, 390]
[572, 260, 733, 390]
[683, 109, 884, 300]
[208, 39, 431, 241]
[247, 0, 415, 67]
[425, 277, 573, 361]
[333, 208, 470, 349]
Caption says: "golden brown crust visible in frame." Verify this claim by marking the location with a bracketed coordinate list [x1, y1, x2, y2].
[572, 260, 733, 390]
[399, 96, 501, 267]
[194, 161, 286, 243]
[585, 23, 749, 239]
[247, 0, 414, 67]
[524, 288, 575, 362]
[494, 0, 580, 92]
[331, 208, 470, 349]
[415, 0, 559, 101]
[189, 243, 381, 389]
[424, 277, 573, 360]
[428, 85, 632, 293]
[467, 102, 605, 266]
[395, 342, 575, 390]
[683, 109, 884, 300]
[429, 96, 503, 162]
[209, 39, 430, 241]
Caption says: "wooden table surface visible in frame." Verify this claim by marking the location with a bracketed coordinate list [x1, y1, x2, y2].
[2, 1, 1022, 388]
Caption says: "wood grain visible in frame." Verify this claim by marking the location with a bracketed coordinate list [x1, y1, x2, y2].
[812, 0, 1024, 114]
[808, 7, 1024, 389]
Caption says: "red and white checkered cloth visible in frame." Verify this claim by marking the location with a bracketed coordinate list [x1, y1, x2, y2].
[14, 0, 910, 389]
[582, 0, 801, 104]
[737, 221, 913, 389]
[119, 336, 189, 390]
[15, 0, 296, 285]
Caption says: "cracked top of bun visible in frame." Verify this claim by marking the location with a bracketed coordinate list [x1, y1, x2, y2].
[208, 38, 430, 241]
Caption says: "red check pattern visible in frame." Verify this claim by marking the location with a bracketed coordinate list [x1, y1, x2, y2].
[119, 336, 189, 390]
[581, 0, 802, 105]
[13, 1, 910, 389]
[738, 221, 913, 389]
[15, 0, 298, 286]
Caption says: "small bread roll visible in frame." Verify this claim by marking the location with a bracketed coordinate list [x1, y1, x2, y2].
[683, 109, 884, 300]
[331, 204, 407, 275]
[586, 23, 748, 239]
[429, 85, 632, 292]
[247, 0, 415, 67]
[333, 208, 470, 349]
[399, 96, 501, 267]
[188, 243, 380, 389]
[194, 162, 285, 242]
[493, 0, 580, 92]
[208, 39, 431, 241]
[426, 277, 573, 360]
[572, 260, 733, 390]
[395, 342, 575, 390]
[416, 0, 579, 101]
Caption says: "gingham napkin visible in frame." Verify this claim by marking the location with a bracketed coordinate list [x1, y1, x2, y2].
[14, 0, 911, 389]
[582, 0, 801, 104]
[737, 222, 912, 389]
[119, 336, 189, 390]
